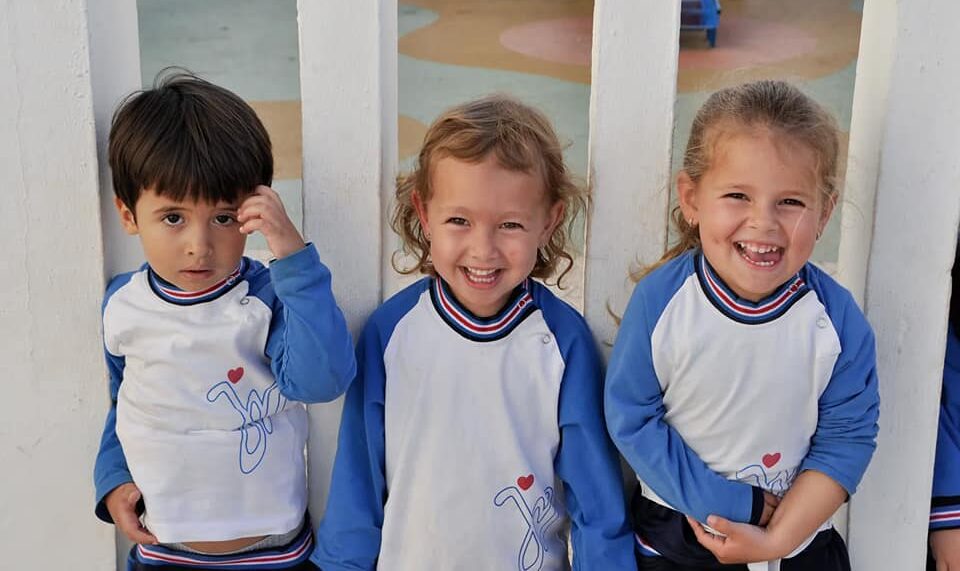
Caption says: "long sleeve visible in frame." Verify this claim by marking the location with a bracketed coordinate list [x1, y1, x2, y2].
[605, 281, 762, 526]
[551, 314, 636, 570]
[799, 289, 879, 495]
[93, 349, 134, 522]
[265, 244, 356, 403]
[312, 321, 387, 571]
[932, 324, 960, 530]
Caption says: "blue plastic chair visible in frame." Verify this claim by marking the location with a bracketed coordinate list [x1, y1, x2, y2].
[680, 0, 720, 47]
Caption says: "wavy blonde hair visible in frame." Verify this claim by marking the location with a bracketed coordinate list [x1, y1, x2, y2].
[392, 95, 586, 287]
[635, 80, 840, 281]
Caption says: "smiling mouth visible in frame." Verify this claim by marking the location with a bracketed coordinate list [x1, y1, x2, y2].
[735, 242, 783, 267]
[462, 267, 501, 285]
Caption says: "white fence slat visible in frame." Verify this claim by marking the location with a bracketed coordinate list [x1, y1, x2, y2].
[584, 0, 680, 351]
[297, 0, 398, 525]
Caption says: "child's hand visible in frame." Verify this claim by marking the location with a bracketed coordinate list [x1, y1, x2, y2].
[759, 490, 781, 526]
[238, 185, 306, 260]
[105, 482, 158, 545]
[687, 515, 785, 564]
[931, 529, 960, 570]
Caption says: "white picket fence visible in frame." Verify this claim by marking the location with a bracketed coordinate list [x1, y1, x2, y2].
[2, 1, 959, 568]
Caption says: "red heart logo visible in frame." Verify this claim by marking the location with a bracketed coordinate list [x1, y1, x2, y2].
[517, 474, 534, 491]
[227, 367, 244, 384]
[762, 453, 781, 468]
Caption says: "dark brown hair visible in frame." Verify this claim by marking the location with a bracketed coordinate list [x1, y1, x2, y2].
[391, 94, 586, 286]
[108, 69, 273, 213]
[637, 80, 840, 280]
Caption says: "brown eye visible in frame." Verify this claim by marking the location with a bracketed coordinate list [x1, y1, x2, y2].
[162, 214, 184, 226]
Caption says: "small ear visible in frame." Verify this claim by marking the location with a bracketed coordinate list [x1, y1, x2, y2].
[411, 189, 430, 237]
[114, 196, 140, 235]
[818, 193, 837, 237]
[539, 200, 565, 247]
[676, 171, 699, 225]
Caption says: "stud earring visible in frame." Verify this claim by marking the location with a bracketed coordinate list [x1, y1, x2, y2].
[816, 230, 822, 240]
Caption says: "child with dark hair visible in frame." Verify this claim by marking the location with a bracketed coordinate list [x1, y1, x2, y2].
[928, 241, 960, 569]
[93, 71, 355, 570]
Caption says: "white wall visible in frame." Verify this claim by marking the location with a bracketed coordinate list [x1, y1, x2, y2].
[0, 0, 114, 566]
[846, 0, 960, 567]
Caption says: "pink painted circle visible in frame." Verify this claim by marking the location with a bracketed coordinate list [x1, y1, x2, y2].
[499, 15, 818, 71]
[680, 16, 818, 70]
[499, 17, 592, 67]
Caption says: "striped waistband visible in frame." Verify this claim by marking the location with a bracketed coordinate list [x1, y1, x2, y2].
[133, 521, 313, 569]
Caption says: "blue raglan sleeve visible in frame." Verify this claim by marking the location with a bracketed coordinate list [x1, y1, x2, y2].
[312, 319, 387, 571]
[605, 281, 763, 525]
[93, 275, 136, 523]
[798, 291, 879, 495]
[264, 244, 356, 403]
[548, 307, 636, 570]
[931, 325, 960, 530]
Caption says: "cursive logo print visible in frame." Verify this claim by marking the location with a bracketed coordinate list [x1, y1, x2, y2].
[206, 368, 287, 474]
[494, 476, 561, 571]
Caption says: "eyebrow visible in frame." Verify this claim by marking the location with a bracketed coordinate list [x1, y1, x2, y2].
[151, 203, 240, 215]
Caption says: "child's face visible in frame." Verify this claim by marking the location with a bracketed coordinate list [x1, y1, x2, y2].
[414, 154, 563, 317]
[115, 189, 247, 292]
[678, 129, 833, 302]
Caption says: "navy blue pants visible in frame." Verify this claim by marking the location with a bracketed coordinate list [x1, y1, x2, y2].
[633, 489, 851, 571]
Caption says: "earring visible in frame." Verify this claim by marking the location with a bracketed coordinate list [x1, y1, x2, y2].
[425, 232, 431, 241]
[816, 230, 822, 240]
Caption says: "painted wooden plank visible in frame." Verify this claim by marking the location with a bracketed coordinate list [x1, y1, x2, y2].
[0, 0, 114, 566]
[584, 0, 680, 351]
[846, 1, 960, 568]
[297, 0, 398, 523]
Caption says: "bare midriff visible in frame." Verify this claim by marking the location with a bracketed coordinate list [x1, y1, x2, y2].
[183, 535, 267, 554]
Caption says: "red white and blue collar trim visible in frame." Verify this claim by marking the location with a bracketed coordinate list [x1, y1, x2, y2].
[430, 277, 537, 342]
[695, 252, 809, 325]
[148, 259, 247, 306]
[132, 521, 313, 568]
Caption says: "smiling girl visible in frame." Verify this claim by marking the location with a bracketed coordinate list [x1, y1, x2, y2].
[313, 95, 634, 570]
[605, 80, 880, 571]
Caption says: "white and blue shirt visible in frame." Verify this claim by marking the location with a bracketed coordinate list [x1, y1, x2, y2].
[605, 250, 879, 535]
[932, 323, 960, 531]
[312, 277, 635, 570]
[93, 244, 355, 543]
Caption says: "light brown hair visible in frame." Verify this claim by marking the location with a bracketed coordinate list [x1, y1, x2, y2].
[108, 69, 273, 214]
[638, 80, 840, 280]
[392, 94, 586, 286]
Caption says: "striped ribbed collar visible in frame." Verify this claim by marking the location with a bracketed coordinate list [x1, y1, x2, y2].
[147, 259, 247, 306]
[429, 277, 536, 342]
[695, 252, 809, 324]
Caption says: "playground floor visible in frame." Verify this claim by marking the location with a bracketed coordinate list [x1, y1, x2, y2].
[137, 0, 864, 300]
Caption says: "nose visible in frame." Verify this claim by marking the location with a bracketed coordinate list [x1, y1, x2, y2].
[468, 227, 498, 261]
[185, 224, 214, 258]
[748, 201, 778, 231]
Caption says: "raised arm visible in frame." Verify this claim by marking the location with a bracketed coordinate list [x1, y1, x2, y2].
[264, 243, 356, 403]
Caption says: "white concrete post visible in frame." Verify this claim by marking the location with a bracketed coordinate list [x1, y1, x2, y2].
[86, 2, 143, 566]
[836, 0, 896, 306]
[297, 0, 398, 523]
[0, 0, 114, 566]
[584, 0, 679, 349]
[846, 1, 960, 568]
